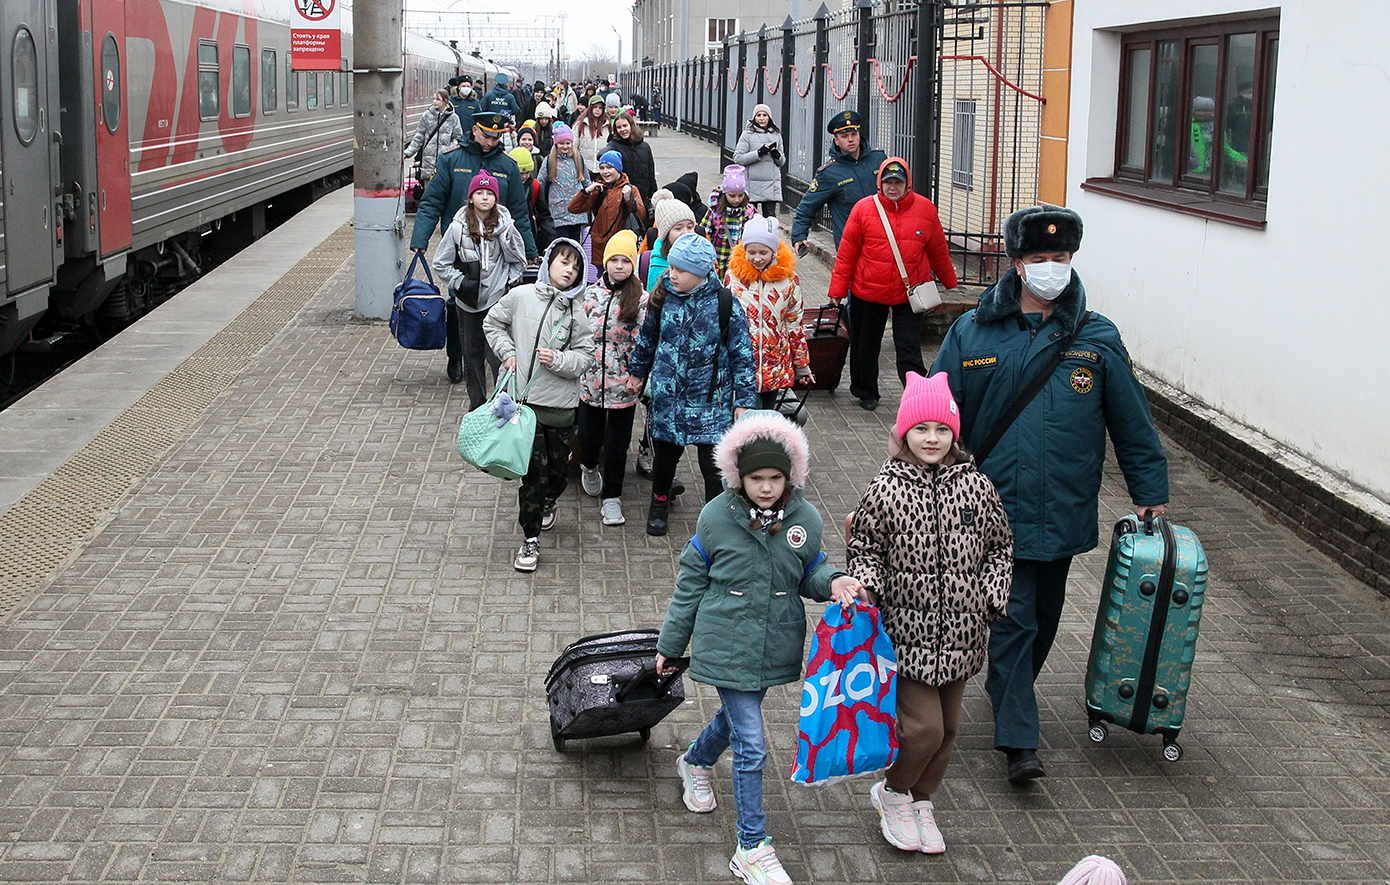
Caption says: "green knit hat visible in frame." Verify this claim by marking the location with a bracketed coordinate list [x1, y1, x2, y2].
[737, 437, 792, 478]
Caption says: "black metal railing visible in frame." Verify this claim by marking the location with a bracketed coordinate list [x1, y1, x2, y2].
[620, 0, 1051, 285]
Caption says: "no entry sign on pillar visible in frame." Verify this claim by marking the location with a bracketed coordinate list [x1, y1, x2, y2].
[291, 0, 341, 70]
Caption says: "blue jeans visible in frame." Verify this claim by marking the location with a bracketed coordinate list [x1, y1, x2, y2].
[685, 687, 768, 849]
[985, 557, 1073, 750]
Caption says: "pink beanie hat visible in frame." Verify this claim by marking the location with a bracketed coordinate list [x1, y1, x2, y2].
[722, 164, 747, 194]
[469, 171, 501, 200]
[1056, 856, 1127, 885]
[552, 122, 574, 144]
[895, 372, 960, 441]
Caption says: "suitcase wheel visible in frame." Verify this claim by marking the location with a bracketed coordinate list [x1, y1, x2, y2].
[639, 727, 652, 743]
[1088, 723, 1108, 744]
[1162, 741, 1183, 762]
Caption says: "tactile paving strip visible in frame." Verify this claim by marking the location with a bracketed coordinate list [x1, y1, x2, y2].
[0, 223, 355, 616]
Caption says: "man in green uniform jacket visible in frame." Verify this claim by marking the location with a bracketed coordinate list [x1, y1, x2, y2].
[932, 205, 1169, 785]
[411, 112, 538, 260]
[790, 110, 888, 248]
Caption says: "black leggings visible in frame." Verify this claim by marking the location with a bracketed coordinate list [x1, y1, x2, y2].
[650, 438, 722, 503]
[576, 402, 637, 499]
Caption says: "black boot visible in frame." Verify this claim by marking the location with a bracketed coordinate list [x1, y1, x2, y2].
[645, 495, 671, 536]
[447, 359, 463, 384]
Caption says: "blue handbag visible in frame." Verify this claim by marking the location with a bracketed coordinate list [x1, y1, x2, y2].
[390, 252, 448, 350]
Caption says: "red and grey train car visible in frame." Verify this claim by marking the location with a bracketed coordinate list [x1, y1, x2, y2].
[0, 0, 506, 357]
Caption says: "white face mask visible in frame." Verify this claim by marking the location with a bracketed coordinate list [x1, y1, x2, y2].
[1022, 261, 1072, 301]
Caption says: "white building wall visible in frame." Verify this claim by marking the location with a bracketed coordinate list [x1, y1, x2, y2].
[1069, 0, 1390, 500]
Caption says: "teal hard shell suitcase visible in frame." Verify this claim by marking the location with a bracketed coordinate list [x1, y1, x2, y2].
[1084, 514, 1207, 761]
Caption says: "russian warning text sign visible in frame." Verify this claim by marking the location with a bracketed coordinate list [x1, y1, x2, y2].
[291, 0, 341, 70]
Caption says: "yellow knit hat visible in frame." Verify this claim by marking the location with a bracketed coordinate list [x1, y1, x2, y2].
[603, 230, 640, 267]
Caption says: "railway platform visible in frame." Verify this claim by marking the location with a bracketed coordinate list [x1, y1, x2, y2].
[0, 136, 1388, 884]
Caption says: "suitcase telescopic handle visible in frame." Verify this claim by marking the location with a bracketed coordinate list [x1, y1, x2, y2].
[615, 657, 689, 703]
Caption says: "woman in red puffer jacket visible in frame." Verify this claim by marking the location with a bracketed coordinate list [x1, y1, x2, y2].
[828, 157, 958, 412]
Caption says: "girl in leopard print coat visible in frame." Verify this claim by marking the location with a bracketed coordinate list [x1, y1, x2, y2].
[847, 371, 1012, 854]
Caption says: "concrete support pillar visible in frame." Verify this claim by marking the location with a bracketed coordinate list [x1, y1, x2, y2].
[353, 0, 406, 319]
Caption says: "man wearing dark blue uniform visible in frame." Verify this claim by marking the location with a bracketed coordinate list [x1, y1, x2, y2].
[480, 72, 521, 120]
[933, 206, 1169, 784]
[790, 110, 888, 249]
[411, 112, 539, 384]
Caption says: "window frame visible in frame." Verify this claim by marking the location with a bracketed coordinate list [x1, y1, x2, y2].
[1088, 15, 1279, 228]
[951, 98, 976, 190]
[101, 32, 122, 133]
[12, 27, 40, 145]
[230, 43, 251, 118]
[285, 56, 299, 111]
[197, 39, 220, 121]
[261, 48, 277, 115]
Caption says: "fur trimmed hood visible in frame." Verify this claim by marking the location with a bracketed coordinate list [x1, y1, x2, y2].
[715, 409, 811, 489]
[974, 265, 1088, 332]
[727, 241, 797, 285]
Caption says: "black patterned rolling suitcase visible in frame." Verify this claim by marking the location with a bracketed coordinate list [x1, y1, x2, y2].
[544, 629, 688, 751]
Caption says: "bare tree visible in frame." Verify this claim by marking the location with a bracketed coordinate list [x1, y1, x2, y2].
[565, 42, 616, 81]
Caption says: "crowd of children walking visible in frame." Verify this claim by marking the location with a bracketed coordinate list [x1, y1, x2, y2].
[417, 94, 1131, 885]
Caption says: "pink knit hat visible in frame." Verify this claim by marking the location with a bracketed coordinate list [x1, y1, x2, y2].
[1056, 856, 1127, 885]
[551, 122, 574, 144]
[722, 164, 747, 194]
[895, 372, 960, 441]
[469, 171, 500, 200]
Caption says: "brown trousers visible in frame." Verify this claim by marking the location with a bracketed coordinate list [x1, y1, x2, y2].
[884, 677, 967, 798]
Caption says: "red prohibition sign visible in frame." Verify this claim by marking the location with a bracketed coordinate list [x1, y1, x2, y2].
[296, 0, 335, 22]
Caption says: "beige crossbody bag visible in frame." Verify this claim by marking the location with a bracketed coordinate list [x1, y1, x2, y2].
[873, 196, 942, 314]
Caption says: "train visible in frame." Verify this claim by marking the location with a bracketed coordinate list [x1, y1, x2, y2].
[0, 0, 517, 361]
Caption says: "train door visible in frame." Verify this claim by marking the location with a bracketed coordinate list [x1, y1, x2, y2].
[91, 0, 131, 257]
[0, 0, 60, 293]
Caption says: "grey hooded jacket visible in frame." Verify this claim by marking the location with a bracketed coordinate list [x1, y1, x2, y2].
[431, 204, 527, 313]
[483, 239, 597, 410]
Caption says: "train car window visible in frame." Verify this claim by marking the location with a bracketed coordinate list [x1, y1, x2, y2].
[12, 27, 39, 144]
[197, 40, 219, 120]
[101, 33, 121, 133]
[339, 72, 347, 106]
[261, 49, 277, 114]
[285, 56, 298, 110]
[232, 44, 251, 117]
[306, 72, 317, 110]
[323, 69, 334, 107]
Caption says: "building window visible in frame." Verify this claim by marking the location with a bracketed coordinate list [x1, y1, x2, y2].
[707, 17, 736, 54]
[1096, 15, 1278, 224]
[198, 40, 219, 120]
[952, 99, 976, 190]
[261, 49, 277, 113]
[286, 56, 299, 110]
[231, 44, 251, 117]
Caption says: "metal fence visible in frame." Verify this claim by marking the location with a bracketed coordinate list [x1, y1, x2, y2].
[620, 0, 1050, 285]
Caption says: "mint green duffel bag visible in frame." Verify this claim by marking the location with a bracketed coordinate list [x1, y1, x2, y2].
[457, 371, 536, 480]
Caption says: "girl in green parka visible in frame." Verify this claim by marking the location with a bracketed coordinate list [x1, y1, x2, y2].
[655, 410, 864, 885]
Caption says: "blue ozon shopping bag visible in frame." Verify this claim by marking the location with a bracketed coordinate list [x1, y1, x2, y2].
[790, 602, 898, 785]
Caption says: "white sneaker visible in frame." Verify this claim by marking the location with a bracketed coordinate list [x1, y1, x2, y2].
[580, 465, 602, 496]
[601, 497, 625, 526]
[677, 745, 716, 812]
[540, 500, 557, 531]
[869, 780, 921, 851]
[730, 838, 791, 885]
[912, 799, 945, 854]
[513, 538, 540, 572]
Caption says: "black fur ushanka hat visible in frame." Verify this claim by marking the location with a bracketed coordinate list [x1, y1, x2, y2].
[1004, 205, 1083, 258]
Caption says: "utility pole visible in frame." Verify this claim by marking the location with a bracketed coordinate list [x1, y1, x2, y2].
[353, 0, 406, 319]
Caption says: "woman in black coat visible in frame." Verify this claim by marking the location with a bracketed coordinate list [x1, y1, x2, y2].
[603, 113, 659, 217]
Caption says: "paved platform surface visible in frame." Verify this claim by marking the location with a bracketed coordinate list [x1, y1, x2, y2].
[1, 134, 1389, 884]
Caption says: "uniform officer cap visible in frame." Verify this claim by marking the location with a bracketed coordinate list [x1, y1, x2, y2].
[474, 112, 510, 134]
[1004, 204, 1083, 258]
[828, 110, 863, 134]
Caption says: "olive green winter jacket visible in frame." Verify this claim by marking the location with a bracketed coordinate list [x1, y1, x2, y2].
[657, 490, 845, 691]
